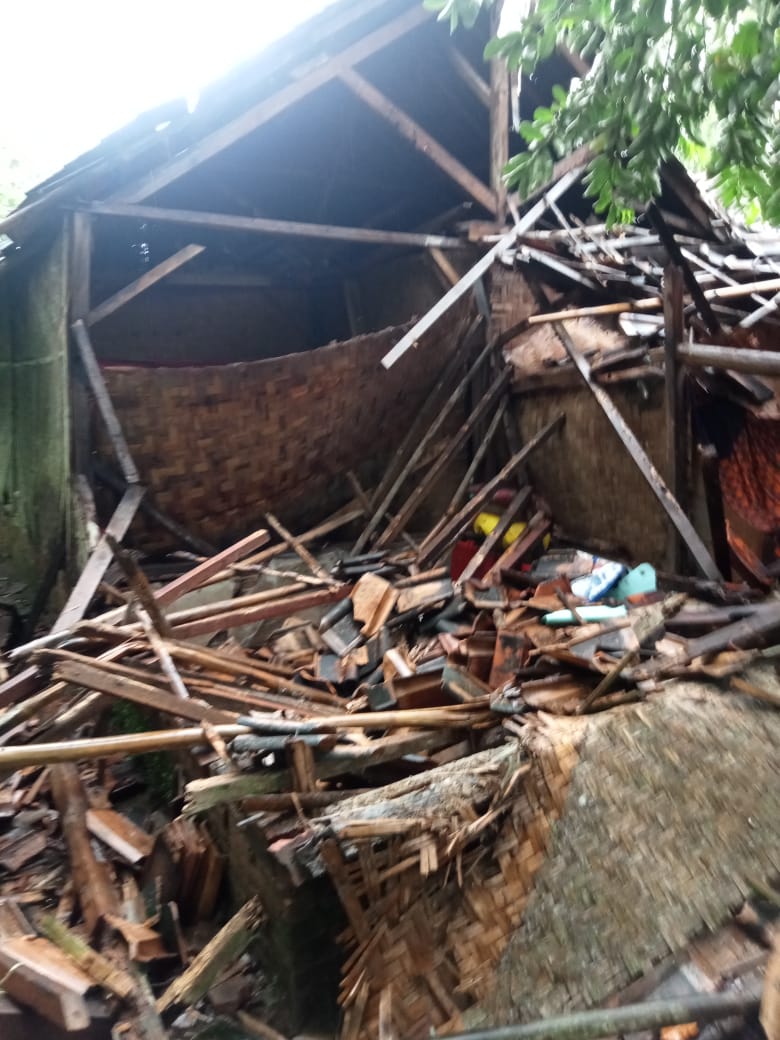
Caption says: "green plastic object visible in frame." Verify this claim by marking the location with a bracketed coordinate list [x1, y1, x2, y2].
[542, 605, 628, 626]
[613, 563, 656, 602]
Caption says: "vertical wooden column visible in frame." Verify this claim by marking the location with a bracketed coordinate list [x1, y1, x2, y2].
[69, 211, 93, 477]
[489, 2, 510, 219]
[663, 263, 686, 572]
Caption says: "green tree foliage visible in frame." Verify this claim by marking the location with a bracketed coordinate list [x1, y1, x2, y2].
[425, 0, 780, 225]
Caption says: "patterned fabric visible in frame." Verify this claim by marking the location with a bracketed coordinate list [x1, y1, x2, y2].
[719, 415, 780, 539]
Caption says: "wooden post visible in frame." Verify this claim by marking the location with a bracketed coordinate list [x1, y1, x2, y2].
[553, 321, 721, 581]
[663, 263, 686, 572]
[489, 2, 510, 218]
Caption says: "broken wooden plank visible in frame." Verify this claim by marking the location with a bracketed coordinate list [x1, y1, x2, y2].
[381, 165, 584, 368]
[553, 321, 721, 581]
[482, 510, 550, 585]
[416, 415, 564, 567]
[264, 512, 335, 585]
[375, 366, 511, 548]
[168, 585, 349, 640]
[86, 244, 205, 327]
[52, 485, 145, 634]
[38, 916, 135, 1000]
[86, 809, 154, 865]
[663, 262, 686, 575]
[154, 527, 269, 607]
[50, 765, 120, 936]
[456, 486, 531, 586]
[354, 335, 495, 553]
[0, 935, 93, 1031]
[338, 66, 496, 214]
[156, 897, 264, 1012]
[71, 319, 138, 485]
[52, 658, 236, 726]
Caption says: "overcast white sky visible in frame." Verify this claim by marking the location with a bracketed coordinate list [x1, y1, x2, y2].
[3, 0, 332, 187]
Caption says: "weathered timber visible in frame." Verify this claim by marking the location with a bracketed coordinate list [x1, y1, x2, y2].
[53, 658, 236, 725]
[156, 897, 264, 1012]
[417, 415, 564, 567]
[86, 244, 205, 326]
[50, 764, 120, 935]
[71, 319, 138, 484]
[39, 916, 135, 1000]
[375, 367, 511, 548]
[154, 527, 269, 606]
[52, 485, 145, 633]
[169, 584, 350, 640]
[354, 335, 496, 553]
[264, 512, 335, 584]
[663, 263, 686, 572]
[553, 321, 721, 581]
[381, 166, 584, 368]
[483, 511, 550, 585]
[457, 486, 532, 585]
[338, 66, 495, 214]
[678, 343, 780, 376]
[0, 936, 93, 1031]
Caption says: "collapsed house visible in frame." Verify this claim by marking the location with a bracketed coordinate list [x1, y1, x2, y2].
[0, 1, 779, 1039]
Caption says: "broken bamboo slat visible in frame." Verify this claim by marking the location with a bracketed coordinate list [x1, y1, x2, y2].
[553, 322, 721, 582]
[444, 991, 760, 1040]
[0, 725, 249, 769]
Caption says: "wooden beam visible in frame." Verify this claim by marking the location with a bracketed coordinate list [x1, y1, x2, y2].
[338, 66, 495, 214]
[71, 318, 139, 485]
[86, 244, 205, 326]
[381, 165, 584, 369]
[489, 5, 510, 216]
[354, 337, 496, 553]
[85, 201, 461, 249]
[678, 342, 780, 376]
[154, 527, 269, 607]
[553, 321, 721, 581]
[52, 485, 145, 634]
[456, 485, 531, 585]
[663, 263, 686, 572]
[449, 47, 491, 107]
[375, 367, 511, 548]
[109, 6, 432, 204]
[416, 415, 565, 567]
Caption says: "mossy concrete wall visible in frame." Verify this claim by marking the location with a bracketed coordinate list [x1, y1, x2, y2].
[0, 229, 70, 618]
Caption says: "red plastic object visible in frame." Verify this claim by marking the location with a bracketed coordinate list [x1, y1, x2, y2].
[450, 538, 499, 581]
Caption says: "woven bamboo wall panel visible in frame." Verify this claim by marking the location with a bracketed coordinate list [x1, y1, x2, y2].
[324, 729, 582, 1040]
[97, 306, 472, 550]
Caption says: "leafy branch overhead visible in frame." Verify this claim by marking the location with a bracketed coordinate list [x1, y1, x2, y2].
[424, 0, 780, 225]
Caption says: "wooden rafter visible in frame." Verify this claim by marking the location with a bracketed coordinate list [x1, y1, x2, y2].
[109, 5, 432, 204]
[85, 202, 462, 250]
[86, 244, 205, 326]
[448, 47, 491, 107]
[338, 66, 496, 214]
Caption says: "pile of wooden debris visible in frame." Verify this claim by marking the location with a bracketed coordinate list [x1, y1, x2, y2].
[0, 475, 778, 1037]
